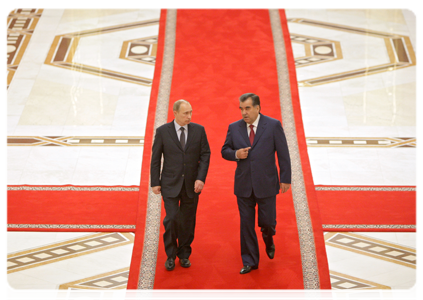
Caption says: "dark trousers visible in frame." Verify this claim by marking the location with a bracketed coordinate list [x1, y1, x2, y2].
[237, 191, 276, 267]
[162, 182, 199, 259]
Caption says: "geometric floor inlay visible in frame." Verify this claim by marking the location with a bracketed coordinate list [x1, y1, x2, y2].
[330, 270, 391, 290]
[7, 136, 145, 147]
[325, 232, 416, 269]
[306, 137, 416, 148]
[59, 267, 129, 290]
[7, 8, 43, 88]
[45, 19, 160, 86]
[289, 18, 416, 87]
[8, 232, 134, 273]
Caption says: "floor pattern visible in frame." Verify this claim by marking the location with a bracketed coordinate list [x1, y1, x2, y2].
[6, 8, 416, 291]
[7, 9, 43, 88]
[7, 231, 415, 290]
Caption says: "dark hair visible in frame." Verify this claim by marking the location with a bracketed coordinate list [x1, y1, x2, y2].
[239, 93, 260, 107]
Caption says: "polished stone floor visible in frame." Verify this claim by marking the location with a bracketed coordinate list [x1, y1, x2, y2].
[6, 8, 417, 294]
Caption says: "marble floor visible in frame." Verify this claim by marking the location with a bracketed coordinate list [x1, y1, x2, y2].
[6, 8, 417, 294]
[7, 231, 134, 289]
[7, 8, 159, 186]
[287, 9, 416, 186]
[286, 8, 417, 292]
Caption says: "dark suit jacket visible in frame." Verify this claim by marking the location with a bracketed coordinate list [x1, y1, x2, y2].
[221, 114, 291, 198]
[151, 121, 211, 198]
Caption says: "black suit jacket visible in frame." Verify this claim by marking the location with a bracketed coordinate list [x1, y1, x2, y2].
[151, 121, 211, 198]
[221, 114, 291, 198]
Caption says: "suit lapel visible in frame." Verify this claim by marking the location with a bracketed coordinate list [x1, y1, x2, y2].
[252, 114, 267, 148]
[168, 121, 184, 151]
[185, 123, 195, 151]
[238, 121, 250, 146]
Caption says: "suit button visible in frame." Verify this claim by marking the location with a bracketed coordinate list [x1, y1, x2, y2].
[182, 174, 184, 177]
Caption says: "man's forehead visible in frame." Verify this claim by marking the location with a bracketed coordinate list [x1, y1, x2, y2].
[179, 103, 192, 111]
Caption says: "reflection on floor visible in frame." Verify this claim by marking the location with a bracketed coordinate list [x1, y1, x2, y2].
[287, 9, 416, 187]
[7, 8, 160, 186]
[7, 8, 416, 290]
[7, 232, 134, 289]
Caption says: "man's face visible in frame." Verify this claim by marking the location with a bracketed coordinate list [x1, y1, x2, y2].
[239, 98, 260, 125]
[174, 102, 192, 126]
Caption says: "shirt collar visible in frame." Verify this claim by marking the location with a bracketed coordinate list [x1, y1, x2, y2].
[174, 120, 188, 131]
[247, 113, 260, 128]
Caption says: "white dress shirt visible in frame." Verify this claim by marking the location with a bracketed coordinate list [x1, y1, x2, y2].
[174, 120, 188, 144]
[235, 114, 260, 159]
[247, 113, 260, 136]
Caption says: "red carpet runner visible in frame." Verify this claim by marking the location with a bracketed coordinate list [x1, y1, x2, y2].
[316, 186, 416, 232]
[7, 185, 139, 231]
[142, 9, 331, 289]
[8, 7, 415, 290]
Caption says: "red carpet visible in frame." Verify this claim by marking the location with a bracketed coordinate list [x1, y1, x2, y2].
[7, 7, 415, 291]
[126, 9, 168, 289]
[278, 9, 331, 289]
[150, 9, 329, 289]
[7, 185, 139, 231]
[316, 186, 416, 232]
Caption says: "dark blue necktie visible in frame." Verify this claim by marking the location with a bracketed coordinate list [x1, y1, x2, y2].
[180, 127, 185, 149]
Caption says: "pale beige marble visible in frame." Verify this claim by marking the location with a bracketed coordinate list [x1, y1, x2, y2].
[343, 82, 416, 127]
[18, 78, 118, 126]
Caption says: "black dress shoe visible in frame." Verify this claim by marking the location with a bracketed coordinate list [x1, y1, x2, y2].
[165, 257, 175, 271]
[240, 265, 258, 274]
[266, 244, 275, 259]
[179, 258, 191, 268]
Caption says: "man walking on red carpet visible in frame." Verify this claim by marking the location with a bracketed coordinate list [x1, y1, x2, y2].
[151, 100, 211, 271]
[221, 93, 291, 274]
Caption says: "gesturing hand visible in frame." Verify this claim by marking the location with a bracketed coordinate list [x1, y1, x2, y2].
[236, 147, 251, 159]
[194, 180, 205, 193]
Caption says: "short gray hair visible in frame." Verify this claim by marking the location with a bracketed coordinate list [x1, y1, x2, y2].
[173, 99, 190, 112]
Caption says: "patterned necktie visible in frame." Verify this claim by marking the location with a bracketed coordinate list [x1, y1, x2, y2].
[249, 124, 255, 145]
[180, 127, 185, 150]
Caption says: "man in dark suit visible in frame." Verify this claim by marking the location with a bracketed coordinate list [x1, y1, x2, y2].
[221, 93, 291, 274]
[151, 99, 211, 271]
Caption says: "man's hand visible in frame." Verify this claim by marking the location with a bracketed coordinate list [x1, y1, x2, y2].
[152, 186, 161, 195]
[194, 180, 205, 193]
[236, 147, 251, 159]
[280, 183, 291, 193]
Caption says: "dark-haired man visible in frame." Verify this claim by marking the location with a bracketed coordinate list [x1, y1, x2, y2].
[151, 99, 211, 271]
[221, 93, 291, 274]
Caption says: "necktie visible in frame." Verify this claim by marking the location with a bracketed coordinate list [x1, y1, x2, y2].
[249, 124, 255, 145]
[180, 127, 185, 150]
